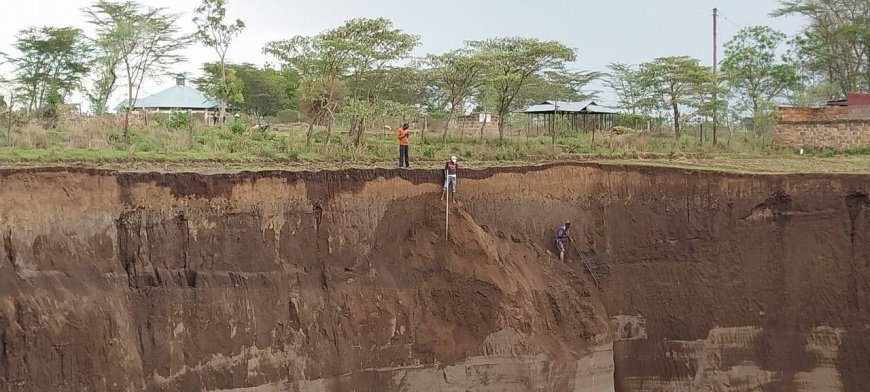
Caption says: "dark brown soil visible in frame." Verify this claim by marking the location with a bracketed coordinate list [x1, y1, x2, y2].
[0, 163, 868, 391]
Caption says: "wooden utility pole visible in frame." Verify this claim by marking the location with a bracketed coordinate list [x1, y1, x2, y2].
[712, 7, 719, 146]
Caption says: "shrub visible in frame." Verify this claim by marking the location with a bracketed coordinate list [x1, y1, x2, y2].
[818, 149, 835, 158]
[230, 118, 247, 134]
[168, 110, 189, 130]
[275, 109, 299, 124]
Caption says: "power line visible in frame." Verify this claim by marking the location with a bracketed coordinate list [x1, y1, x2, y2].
[716, 9, 744, 29]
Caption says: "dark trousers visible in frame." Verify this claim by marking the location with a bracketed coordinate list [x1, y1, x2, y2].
[398, 145, 409, 167]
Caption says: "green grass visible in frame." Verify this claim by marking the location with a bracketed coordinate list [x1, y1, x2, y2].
[0, 122, 867, 174]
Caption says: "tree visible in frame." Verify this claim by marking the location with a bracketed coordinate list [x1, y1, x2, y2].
[773, 0, 870, 94]
[193, 0, 245, 125]
[7, 26, 91, 113]
[86, 32, 123, 114]
[605, 63, 645, 115]
[265, 34, 349, 143]
[522, 68, 600, 104]
[470, 37, 576, 142]
[232, 64, 298, 118]
[636, 56, 712, 138]
[86, 0, 193, 140]
[329, 18, 419, 145]
[194, 62, 244, 112]
[721, 26, 800, 135]
[196, 63, 297, 119]
[425, 49, 485, 141]
[266, 18, 419, 145]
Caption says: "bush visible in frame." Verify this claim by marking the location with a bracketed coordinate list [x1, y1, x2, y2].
[843, 147, 870, 156]
[230, 118, 247, 134]
[818, 149, 835, 158]
[168, 110, 189, 130]
[275, 109, 299, 124]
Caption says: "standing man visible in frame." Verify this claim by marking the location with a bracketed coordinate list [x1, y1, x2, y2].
[554, 221, 574, 263]
[442, 155, 458, 202]
[397, 123, 410, 168]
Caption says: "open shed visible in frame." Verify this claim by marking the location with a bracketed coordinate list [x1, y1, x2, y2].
[524, 100, 618, 134]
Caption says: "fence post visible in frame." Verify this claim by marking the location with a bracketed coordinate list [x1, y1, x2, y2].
[187, 109, 194, 149]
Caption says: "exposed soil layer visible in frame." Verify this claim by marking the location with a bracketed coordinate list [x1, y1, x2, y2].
[0, 162, 868, 391]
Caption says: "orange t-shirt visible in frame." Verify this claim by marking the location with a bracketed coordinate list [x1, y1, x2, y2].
[397, 127, 409, 145]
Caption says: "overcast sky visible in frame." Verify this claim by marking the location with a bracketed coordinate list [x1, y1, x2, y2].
[0, 0, 806, 109]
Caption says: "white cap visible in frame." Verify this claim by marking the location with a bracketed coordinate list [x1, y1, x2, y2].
[450, 156, 457, 162]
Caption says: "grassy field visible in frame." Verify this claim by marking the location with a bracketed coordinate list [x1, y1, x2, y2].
[0, 122, 867, 174]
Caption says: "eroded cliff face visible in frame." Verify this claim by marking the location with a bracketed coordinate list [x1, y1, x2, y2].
[0, 164, 867, 392]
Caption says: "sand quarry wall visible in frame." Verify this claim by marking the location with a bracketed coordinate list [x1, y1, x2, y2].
[0, 163, 868, 392]
[774, 105, 870, 149]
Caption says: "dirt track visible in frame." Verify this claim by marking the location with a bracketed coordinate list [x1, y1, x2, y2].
[0, 163, 868, 391]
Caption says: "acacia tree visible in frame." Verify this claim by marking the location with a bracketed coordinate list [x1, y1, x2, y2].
[425, 49, 485, 141]
[264, 34, 349, 143]
[7, 26, 91, 113]
[330, 18, 419, 145]
[605, 63, 646, 115]
[722, 26, 800, 135]
[470, 37, 576, 142]
[86, 0, 193, 140]
[524, 68, 600, 103]
[86, 32, 123, 114]
[193, 62, 244, 115]
[193, 0, 245, 125]
[225, 64, 298, 118]
[773, 0, 870, 94]
[636, 56, 712, 138]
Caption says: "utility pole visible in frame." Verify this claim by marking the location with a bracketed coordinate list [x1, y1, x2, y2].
[712, 7, 719, 146]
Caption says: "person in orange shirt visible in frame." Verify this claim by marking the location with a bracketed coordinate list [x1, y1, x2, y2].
[397, 123, 410, 168]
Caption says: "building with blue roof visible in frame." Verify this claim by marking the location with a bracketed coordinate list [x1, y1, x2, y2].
[115, 76, 218, 114]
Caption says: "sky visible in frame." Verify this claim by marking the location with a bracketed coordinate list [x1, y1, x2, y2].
[0, 0, 807, 111]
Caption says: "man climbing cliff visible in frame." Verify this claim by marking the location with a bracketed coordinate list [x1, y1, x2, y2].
[555, 221, 574, 263]
[442, 155, 458, 202]
[397, 123, 410, 168]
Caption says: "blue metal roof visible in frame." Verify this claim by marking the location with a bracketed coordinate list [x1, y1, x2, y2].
[115, 82, 218, 111]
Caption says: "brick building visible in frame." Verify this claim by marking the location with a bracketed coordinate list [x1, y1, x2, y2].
[774, 93, 870, 149]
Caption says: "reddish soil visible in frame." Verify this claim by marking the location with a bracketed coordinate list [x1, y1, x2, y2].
[0, 162, 868, 391]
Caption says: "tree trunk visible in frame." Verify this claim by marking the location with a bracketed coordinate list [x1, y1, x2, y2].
[220, 61, 228, 126]
[442, 107, 453, 143]
[422, 115, 427, 144]
[478, 119, 486, 142]
[355, 117, 364, 146]
[752, 102, 760, 139]
[6, 91, 13, 145]
[672, 102, 681, 139]
[124, 108, 130, 142]
[497, 111, 505, 144]
[306, 113, 321, 145]
[325, 115, 333, 145]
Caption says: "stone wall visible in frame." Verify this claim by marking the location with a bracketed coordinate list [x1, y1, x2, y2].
[774, 105, 870, 149]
